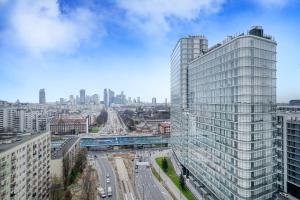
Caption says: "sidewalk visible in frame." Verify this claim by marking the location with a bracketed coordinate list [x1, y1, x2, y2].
[167, 150, 204, 200]
[150, 151, 188, 200]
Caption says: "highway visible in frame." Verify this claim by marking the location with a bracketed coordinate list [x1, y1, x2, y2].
[92, 152, 118, 200]
[101, 108, 127, 135]
[134, 151, 169, 200]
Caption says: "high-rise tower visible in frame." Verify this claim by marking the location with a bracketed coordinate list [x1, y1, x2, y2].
[39, 89, 46, 104]
[170, 26, 277, 199]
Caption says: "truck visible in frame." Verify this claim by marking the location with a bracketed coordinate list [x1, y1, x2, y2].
[97, 187, 106, 198]
[107, 186, 112, 197]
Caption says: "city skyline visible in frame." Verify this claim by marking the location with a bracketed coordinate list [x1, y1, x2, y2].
[1, 0, 300, 103]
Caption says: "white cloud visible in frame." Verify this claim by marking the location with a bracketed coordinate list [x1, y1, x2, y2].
[5, 0, 102, 55]
[117, 0, 225, 36]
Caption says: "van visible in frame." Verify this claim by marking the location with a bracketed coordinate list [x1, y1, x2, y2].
[107, 186, 112, 197]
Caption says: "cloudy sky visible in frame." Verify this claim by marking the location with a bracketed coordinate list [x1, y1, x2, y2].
[0, 0, 299, 103]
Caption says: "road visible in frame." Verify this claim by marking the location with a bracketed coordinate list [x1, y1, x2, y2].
[92, 152, 118, 200]
[134, 150, 170, 200]
[101, 108, 127, 135]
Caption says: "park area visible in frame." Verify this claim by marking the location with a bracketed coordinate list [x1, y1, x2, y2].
[155, 157, 196, 200]
[90, 127, 99, 133]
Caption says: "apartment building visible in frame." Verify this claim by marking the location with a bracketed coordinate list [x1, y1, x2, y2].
[0, 132, 51, 200]
[51, 137, 80, 180]
[50, 117, 88, 135]
[277, 108, 300, 199]
[170, 26, 277, 199]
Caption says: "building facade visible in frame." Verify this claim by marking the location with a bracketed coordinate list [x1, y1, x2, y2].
[0, 132, 51, 200]
[170, 35, 208, 167]
[51, 137, 80, 179]
[79, 89, 86, 105]
[277, 110, 300, 199]
[50, 117, 88, 135]
[170, 26, 277, 199]
[39, 89, 46, 104]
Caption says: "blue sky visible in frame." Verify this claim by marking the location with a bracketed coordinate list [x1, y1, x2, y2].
[0, 0, 299, 103]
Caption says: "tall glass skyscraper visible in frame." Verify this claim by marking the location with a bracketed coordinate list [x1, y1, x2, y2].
[170, 26, 277, 199]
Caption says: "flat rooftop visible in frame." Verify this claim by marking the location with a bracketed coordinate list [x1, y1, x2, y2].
[51, 137, 80, 159]
[0, 132, 49, 153]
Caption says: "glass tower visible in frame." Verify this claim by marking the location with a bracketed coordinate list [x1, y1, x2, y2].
[170, 35, 208, 166]
[170, 26, 277, 199]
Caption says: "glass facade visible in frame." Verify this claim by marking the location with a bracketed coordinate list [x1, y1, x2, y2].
[171, 27, 277, 200]
[170, 36, 208, 166]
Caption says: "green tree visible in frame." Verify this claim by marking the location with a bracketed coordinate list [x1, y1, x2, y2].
[162, 158, 168, 172]
[180, 173, 185, 190]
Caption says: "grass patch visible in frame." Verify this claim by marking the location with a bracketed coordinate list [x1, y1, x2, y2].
[151, 166, 162, 182]
[90, 127, 99, 133]
[155, 157, 196, 200]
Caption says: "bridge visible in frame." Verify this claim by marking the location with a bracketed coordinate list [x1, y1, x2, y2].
[80, 135, 170, 147]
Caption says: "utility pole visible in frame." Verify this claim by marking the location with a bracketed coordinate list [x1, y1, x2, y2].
[142, 184, 145, 200]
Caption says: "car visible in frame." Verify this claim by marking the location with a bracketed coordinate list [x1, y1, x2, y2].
[279, 192, 288, 198]
[135, 165, 138, 169]
[135, 169, 138, 173]
[106, 178, 110, 183]
[106, 173, 110, 178]
[97, 187, 106, 198]
[94, 155, 97, 158]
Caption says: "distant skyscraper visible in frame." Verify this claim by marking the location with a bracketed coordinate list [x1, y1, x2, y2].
[104, 89, 108, 107]
[79, 89, 85, 105]
[152, 97, 156, 104]
[171, 26, 277, 199]
[39, 89, 46, 104]
[108, 89, 115, 106]
[137, 97, 140, 103]
[128, 97, 132, 104]
[165, 98, 167, 106]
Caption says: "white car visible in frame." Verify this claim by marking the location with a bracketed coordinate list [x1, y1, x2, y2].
[106, 178, 110, 183]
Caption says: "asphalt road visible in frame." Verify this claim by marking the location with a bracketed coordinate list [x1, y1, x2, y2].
[100, 108, 127, 135]
[134, 151, 167, 200]
[93, 153, 118, 200]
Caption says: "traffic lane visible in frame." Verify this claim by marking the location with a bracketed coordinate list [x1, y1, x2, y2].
[135, 165, 165, 200]
[101, 157, 117, 200]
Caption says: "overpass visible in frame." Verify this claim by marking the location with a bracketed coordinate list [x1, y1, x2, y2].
[79, 135, 170, 147]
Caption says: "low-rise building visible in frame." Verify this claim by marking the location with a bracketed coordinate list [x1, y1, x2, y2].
[0, 132, 51, 200]
[50, 117, 88, 135]
[159, 122, 170, 135]
[50, 137, 80, 180]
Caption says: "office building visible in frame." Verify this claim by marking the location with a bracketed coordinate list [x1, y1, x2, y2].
[108, 89, 115, 106]
[277, 109, 300, 199]
[0, 132, 51, 200]
[39, 89, 46, 104]
[152, 97, 157, 104]
[79, 89, 86, 105]
[137, 97, 140, 104]
[171, 34, 208, 169]
[51, 137, 80, 180]
[104, 89, 108, 107]
[171, 26, 277, 199]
